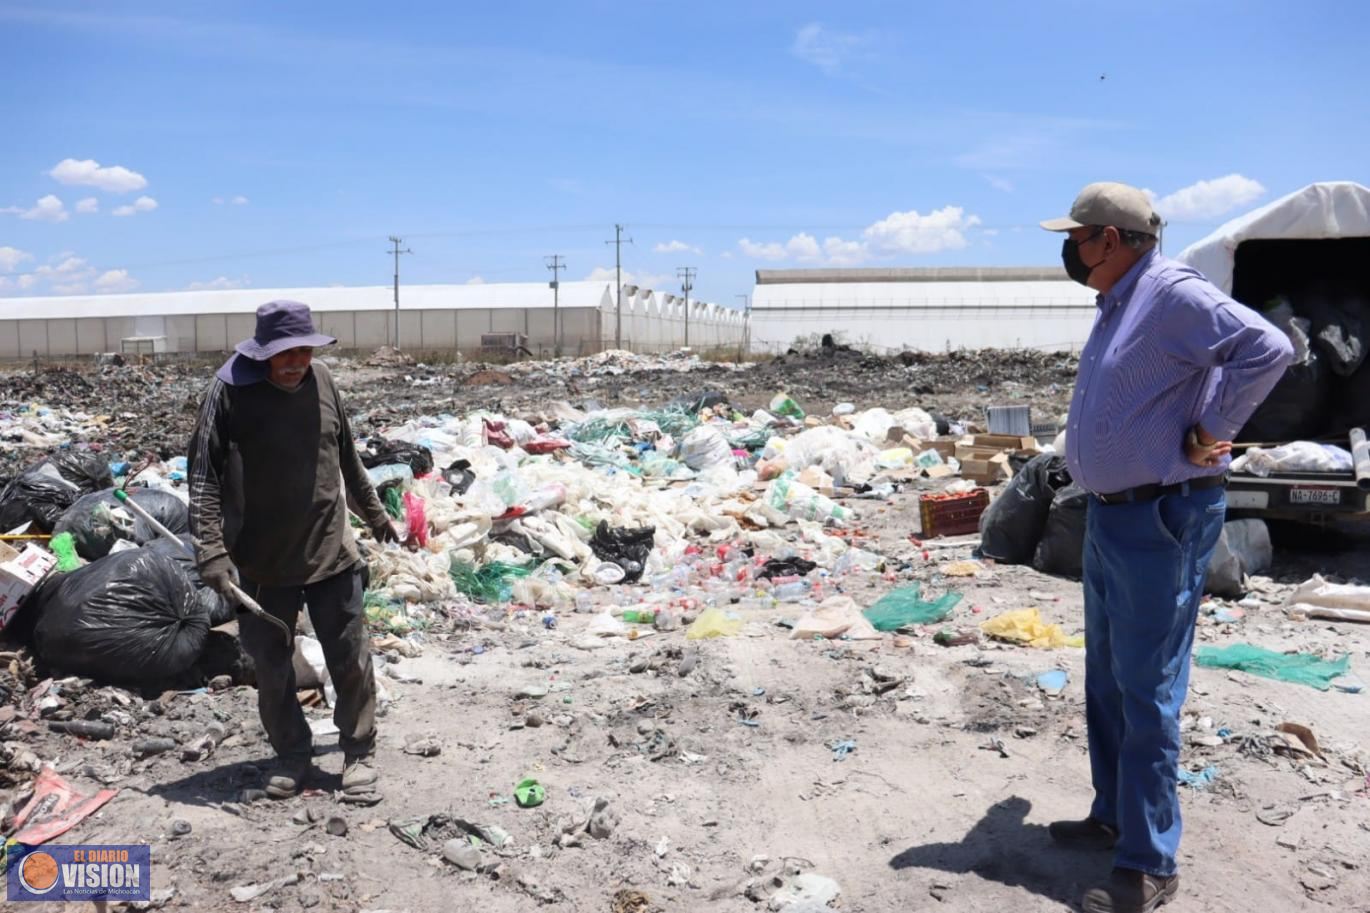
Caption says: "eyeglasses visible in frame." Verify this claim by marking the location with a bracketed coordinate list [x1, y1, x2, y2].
[1077, 227, 1106, 246]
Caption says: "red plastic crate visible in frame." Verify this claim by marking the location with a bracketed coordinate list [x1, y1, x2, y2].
[919, 488, 990, 538]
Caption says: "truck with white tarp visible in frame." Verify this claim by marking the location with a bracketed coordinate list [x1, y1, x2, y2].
[1178, 181, 1370, 519]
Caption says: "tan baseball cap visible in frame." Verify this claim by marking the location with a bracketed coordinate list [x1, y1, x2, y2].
[1041, 181, 1162, 235]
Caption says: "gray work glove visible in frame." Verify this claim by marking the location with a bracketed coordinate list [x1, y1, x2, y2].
[199, 554, 240, 596]
[371, 518, 400, 544]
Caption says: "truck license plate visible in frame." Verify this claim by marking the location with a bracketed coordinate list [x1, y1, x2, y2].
[1290, 487, 1341, 505]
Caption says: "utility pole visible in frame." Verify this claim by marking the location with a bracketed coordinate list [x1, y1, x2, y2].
[387, 236, 412, 349]
[736, 293, 750, 359]
[604, 224, 633, 351]
[545, 255, 565, 357]
[677, 266, 696, 348]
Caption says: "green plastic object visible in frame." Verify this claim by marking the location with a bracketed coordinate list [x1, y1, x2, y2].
[863, 583, 962, 631]
[449, 560, 537, 604]
[49, 532, 81, 572]
[1195, 644, 1351, 691]
[514, 778, 545, 808]
[769, 393, 806, 420]
[383, 485, 404, 520]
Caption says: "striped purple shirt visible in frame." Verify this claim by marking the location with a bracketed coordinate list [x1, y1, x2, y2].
[1066, 250, 1294, 494]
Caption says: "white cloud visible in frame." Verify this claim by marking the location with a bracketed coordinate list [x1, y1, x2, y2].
[738, 205, 981, 266]
[584, 266, 673, 290]
[186, 275, 251, 291]
[112, 195, 158, 217]
[1148, 174, 1266, 222]
[982, 228, 1001, 237]
[791, 23, 866, 75]
[47, 158, 148, 193]
[983, 174, 1015, 193]
[739, 233, 824, 262]
[2, 194, 70, 222]
[211, 196, 225, 205]
[231, 195, 249, 205]
[0, 246, 32, 272]
[11, 253, 136, 296]
[653, 239, 701, 255]
[863, 206, 981, 255]
[75, 196, 99, 214]
[93, 269, 138, 293]
[465, 275, 486, 285]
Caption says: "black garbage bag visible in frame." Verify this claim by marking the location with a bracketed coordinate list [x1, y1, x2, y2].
[442, 459, 476, 495]
[589, 521, 655, 583]
[47, 450, 114, 494]
[0, 464, 81, 532]
[1330, 359, 1370, 434]
[145, 535, 236, 627]
[1239, 318, 1332, 442]
[757, 557, 818, 580]
[1032, 484, 1089, 579]
[1303, 288, 1368, 378]
[30, 549, 211, 683]
[361, 439, 434, 478]
[53, 488, 190, 561]
[979, 454, 1072, 564]
[669, 390, 728, 413]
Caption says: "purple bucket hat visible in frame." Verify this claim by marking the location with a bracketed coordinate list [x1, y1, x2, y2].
[215, 300, 336, 385]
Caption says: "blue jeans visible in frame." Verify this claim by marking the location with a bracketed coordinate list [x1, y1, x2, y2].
[1082, 485, 1226, 877]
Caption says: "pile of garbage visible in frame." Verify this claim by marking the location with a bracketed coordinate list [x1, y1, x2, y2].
[351, 394, 964, 635]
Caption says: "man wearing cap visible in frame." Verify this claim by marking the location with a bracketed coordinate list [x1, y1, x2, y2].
[1041, 183, 1292, 912]
[188, 301, 398, 802]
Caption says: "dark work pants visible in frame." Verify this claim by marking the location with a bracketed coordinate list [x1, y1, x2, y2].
[239, 566, 377, 763]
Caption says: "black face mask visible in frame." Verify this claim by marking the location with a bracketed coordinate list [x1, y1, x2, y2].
[1062, 231, 1106, 286]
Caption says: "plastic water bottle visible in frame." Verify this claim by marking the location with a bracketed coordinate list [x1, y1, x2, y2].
[774, 581, 808, 603]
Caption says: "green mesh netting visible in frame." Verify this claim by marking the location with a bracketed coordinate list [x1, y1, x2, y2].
[1195, 644, 1351, 690]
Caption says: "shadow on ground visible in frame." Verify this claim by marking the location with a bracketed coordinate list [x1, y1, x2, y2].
[889, 796, 1108, 908]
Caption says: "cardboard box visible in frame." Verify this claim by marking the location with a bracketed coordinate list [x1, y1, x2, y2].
[960, 452, 1013, 485]
[971, 433, 1039, 452]
[0, 542, 57, 631]
[927, 439, 959, 460]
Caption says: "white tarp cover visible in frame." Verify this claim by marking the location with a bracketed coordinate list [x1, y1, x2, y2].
[1177, 181, 1370, 294]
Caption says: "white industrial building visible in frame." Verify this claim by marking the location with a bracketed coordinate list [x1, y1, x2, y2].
[749, 267, 1097, 353]
[0, 281, 745, 359]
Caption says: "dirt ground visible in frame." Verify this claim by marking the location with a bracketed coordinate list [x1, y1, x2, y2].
[2, 349, 1367, 913]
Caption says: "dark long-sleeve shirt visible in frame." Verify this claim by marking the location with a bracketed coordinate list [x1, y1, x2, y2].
[187, 361, 390, 587]
[1065, 251, 1295, 494]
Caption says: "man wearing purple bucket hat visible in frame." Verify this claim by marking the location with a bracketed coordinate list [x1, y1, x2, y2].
[188, 301, 398, 803]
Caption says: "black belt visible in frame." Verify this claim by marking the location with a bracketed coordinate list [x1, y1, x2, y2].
[1095, 472, 1228, 506]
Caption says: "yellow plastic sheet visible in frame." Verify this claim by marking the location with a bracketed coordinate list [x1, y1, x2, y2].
[981, 608, 1084, 649]
[686, 606, 744, 639]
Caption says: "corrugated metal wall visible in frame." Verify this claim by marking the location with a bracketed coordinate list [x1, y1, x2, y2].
[0, 303, 746, 358]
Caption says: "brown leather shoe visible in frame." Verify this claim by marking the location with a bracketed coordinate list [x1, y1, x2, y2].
[1082, 868, 1179, 913]
[1048, 816, 1119, 850]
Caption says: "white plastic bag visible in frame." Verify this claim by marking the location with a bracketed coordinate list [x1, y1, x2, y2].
[679, 425, 734, 471]
[1231, 442, 1352, 477]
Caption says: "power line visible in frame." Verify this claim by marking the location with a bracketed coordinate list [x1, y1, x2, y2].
[605, 224, 634, 350]
[677, 266, 696, 348]
[387, 236, 412, 349]
[545, 254, 565, 357]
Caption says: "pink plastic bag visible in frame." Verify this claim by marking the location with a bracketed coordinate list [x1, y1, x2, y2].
[403, 492, 429, 547]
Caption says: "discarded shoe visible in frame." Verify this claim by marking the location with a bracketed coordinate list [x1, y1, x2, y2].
[265, 757, 311, 799]
[1048, 816, 1119, 851]
[342, 755, 378, 791]
[1082, 868, 1179, 913]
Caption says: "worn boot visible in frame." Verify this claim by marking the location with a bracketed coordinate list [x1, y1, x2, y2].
[264, 756, 311, 799]
[339, 754, 380, 804]
[1082, 868, 1179, 913]
[1048, 817, 1119, 851]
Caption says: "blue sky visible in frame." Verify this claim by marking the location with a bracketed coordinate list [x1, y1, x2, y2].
[1, 0, 1367, 306]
